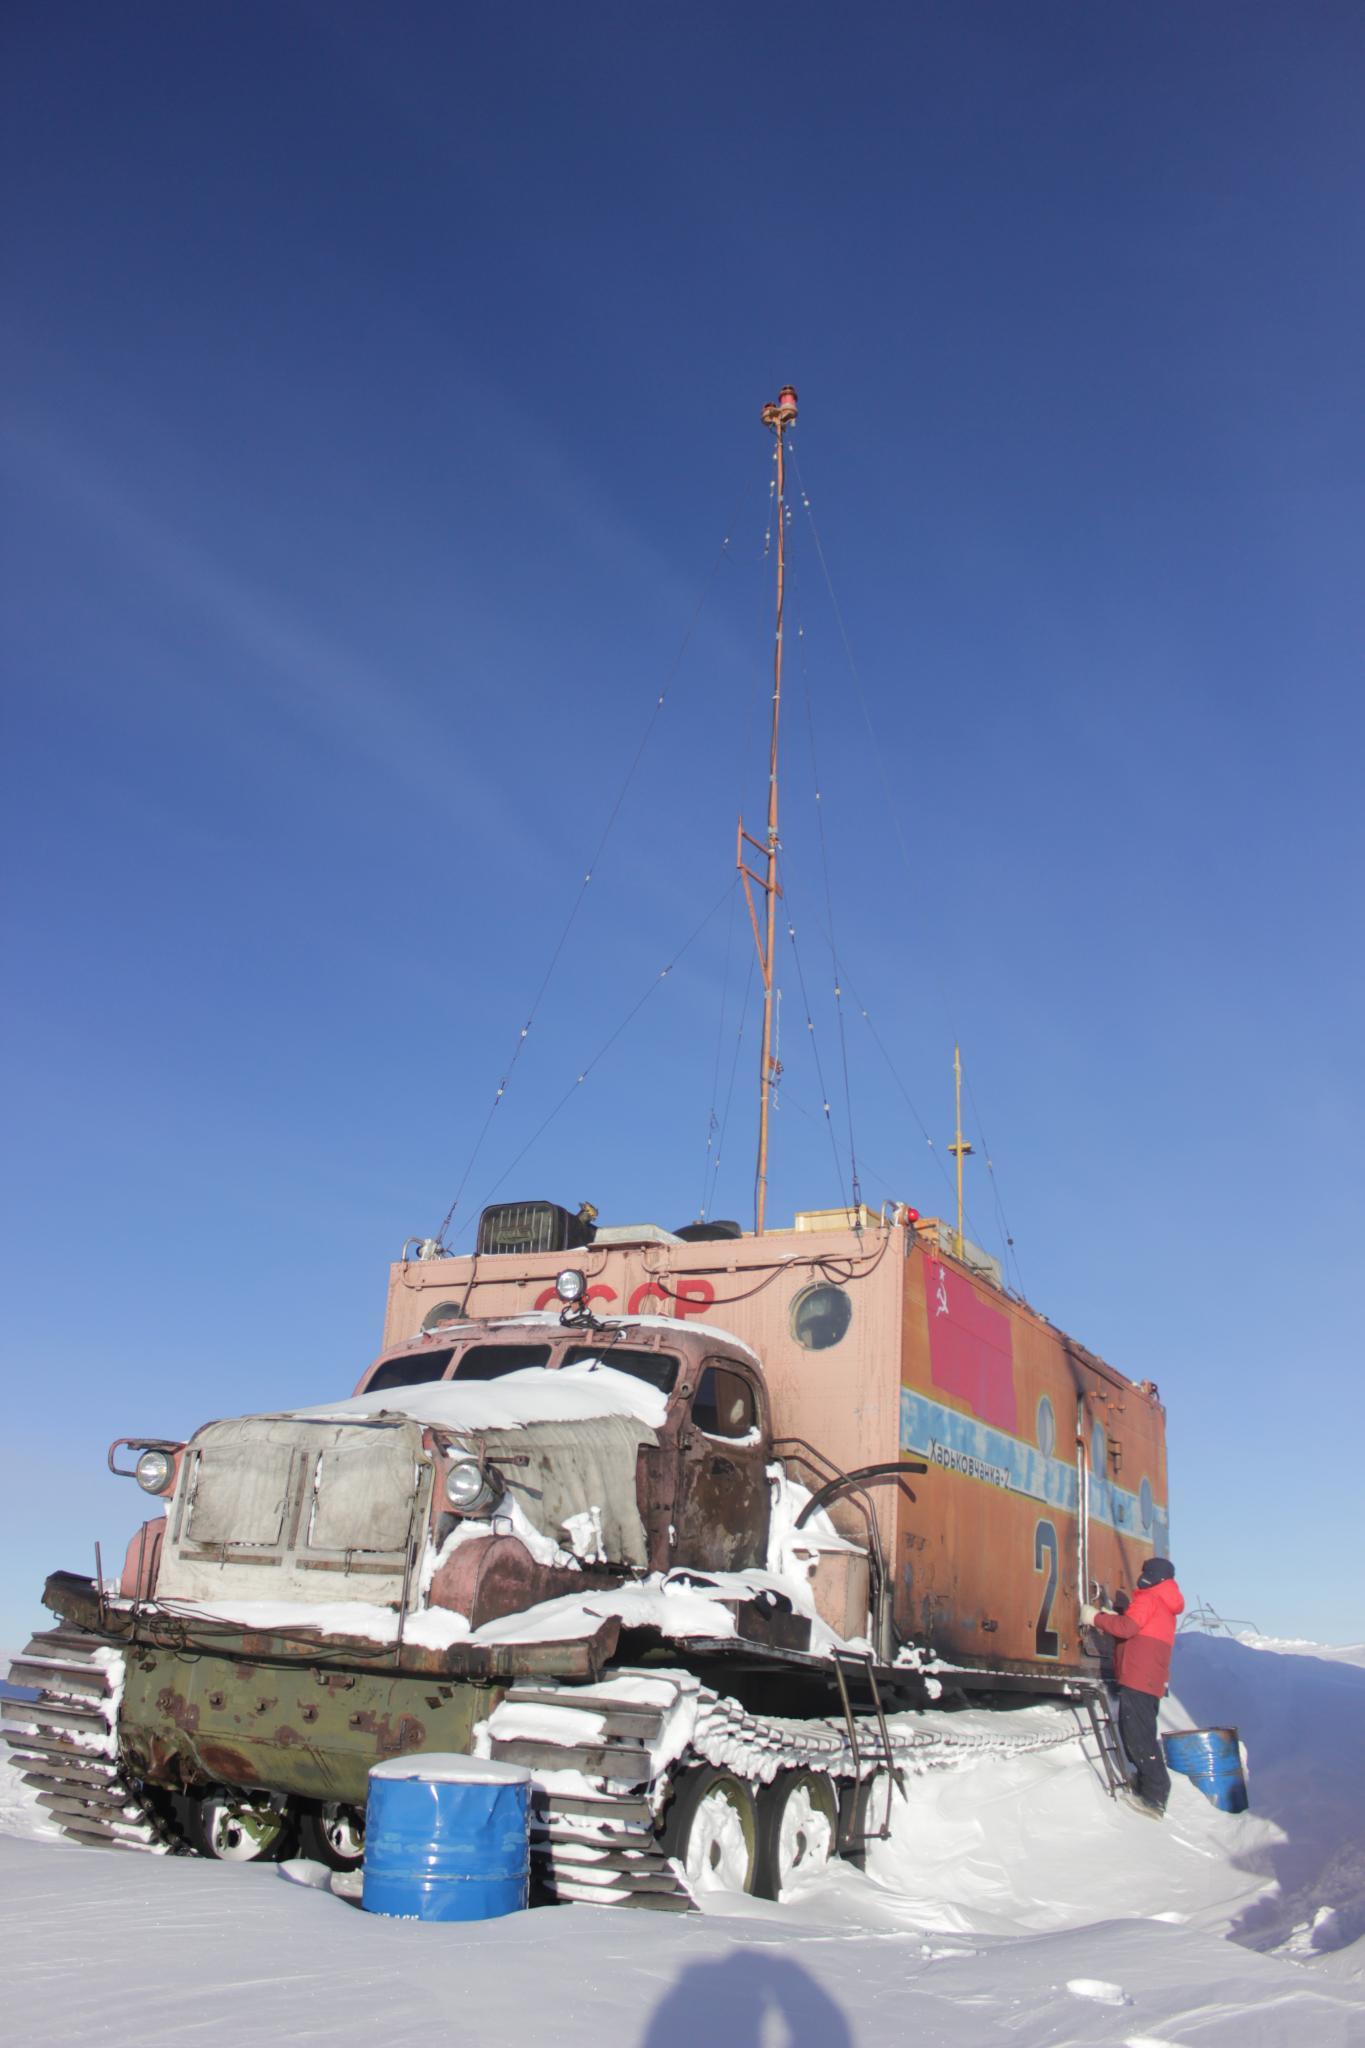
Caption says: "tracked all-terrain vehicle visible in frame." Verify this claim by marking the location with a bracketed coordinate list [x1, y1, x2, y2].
[6, 1198, 1166, 1905]
[7, 391, 1167, 1902]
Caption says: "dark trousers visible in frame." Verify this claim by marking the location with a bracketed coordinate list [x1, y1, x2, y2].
[1118, 1686, 1170, 1810]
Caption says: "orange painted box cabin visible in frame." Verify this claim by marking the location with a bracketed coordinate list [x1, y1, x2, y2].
[381, 1206, 1168, 1681]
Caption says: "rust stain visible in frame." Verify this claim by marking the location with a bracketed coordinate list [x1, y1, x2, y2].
[155, 1687, 200, 1735]
[121, 1733, 153, 1776]
[348, 1710, 428, 1755]
[274, 1725, 304, 1748]
[199, 1742, 254, 1780]
[140, 1735, 196, 1791]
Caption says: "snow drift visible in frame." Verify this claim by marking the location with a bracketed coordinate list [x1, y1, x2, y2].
[3, 1630, 1364, 2044]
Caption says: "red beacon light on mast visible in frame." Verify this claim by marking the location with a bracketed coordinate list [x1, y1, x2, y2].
[761, 385, 799, 430]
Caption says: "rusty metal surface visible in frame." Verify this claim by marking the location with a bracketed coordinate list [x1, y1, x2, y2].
[42, 1572, 621, 1683]
[673, 1357, 770, 1572]
[427, 1533, 604, 1630]
[118, 1517, 165, 1600]
[117, 1645, 497, 1804]
[675, 1434, 768, 1570]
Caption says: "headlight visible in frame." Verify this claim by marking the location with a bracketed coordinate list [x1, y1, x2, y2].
[445, 1458, 495, 1513]
[135, 1448, 175, 1495]
[555, 1268, 586, 1303]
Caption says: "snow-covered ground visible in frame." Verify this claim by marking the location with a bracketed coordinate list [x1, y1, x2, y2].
[3, 1632, 1363, 2045]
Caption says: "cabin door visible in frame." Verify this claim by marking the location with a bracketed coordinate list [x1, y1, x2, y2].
[672, 1358, 770, 1573]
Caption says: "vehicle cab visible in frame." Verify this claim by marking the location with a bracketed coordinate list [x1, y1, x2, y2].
[353, 1287, 772, 1577]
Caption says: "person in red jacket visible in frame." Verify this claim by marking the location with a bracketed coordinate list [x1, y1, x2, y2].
[1082, 1557, 1185, 1819]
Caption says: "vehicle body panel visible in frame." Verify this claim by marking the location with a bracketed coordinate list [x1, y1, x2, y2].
[117, 1646, 499, 1805]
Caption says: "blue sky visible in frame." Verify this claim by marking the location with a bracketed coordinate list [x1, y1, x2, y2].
[2, 3, 1362, 1650]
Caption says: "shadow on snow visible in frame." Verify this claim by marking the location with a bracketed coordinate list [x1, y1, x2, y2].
[641, 1949, 852, 2048]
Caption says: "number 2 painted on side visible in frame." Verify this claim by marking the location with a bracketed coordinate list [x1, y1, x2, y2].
[1033, 1519, 1060, 1658]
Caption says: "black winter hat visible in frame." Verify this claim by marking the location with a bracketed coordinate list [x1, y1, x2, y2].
[1138, 1557, 1175, 1587]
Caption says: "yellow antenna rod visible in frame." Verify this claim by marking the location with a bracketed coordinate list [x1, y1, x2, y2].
[948, 1043, 974, 1259]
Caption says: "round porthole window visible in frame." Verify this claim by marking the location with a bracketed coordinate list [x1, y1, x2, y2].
[790, 1284, 853, 1351]
[1036, 1397, 1056, 1458]
[421, 1300, 465, 1333]
[1139, 1477, 1154, 1531]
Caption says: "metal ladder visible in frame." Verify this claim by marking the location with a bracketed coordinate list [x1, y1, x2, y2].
[830, 1648, 905, 1850]
[1083, 1688, 1132, 1796]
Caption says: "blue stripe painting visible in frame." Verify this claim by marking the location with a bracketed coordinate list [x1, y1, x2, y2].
[900, 1387, 1169, 1550]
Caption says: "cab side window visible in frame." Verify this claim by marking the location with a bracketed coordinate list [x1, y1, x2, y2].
[691, 1365, 757, 1440]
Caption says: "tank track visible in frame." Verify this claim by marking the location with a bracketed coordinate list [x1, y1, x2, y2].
[2, 1634, 1092, 1892]
[482, 1668, 1084, 1909]
[2, 1627, 172, 1853]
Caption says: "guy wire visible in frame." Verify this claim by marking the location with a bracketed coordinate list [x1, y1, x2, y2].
[472, 877, 735, 1219]
[790, 440, 1018, 1276]
[705, 947, 757, 1223]
[798, 615, 862, 1214]
[434, 505, 744, 1247]
[778, 858, 850, 1218]
[697, 875, 741, 1219]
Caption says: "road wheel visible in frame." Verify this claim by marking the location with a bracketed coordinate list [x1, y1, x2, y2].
[296, 1801, 365, 1870]
[755, 1769, 839, 1897]
[662, 1765, 759, 1896]
[189, 1789, 292, 1862]
[296, 1810, 366, 1875]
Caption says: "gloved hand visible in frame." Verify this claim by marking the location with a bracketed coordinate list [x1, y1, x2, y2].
[1113, 1589, 1131, 1614]
[1080, 1602, 1100, 1626]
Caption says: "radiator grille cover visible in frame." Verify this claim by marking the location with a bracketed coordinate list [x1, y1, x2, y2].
[475, 1200, 592, 1258]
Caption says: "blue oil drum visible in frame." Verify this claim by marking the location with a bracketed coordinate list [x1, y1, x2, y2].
[361, 1753, 532, 1921]
[1161, 1727, 1249, 1812]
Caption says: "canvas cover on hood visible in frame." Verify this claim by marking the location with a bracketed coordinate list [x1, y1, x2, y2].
[476, 1414, 656, 1566]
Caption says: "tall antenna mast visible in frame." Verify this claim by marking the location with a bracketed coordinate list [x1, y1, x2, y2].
[738, 383, 799, 1235]
[948, 1042, 974, 1258]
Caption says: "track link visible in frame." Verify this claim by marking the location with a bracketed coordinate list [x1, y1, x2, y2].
[485, 1674, 695, 1907]
[3, 1628, 171, 1853]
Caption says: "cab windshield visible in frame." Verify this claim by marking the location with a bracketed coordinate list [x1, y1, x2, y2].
[362, 1339, 679, 1395]
[455, 1343, 553, 1380]
[365, 1348, 454, 1392]
[563, 1345, 678, 1393]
